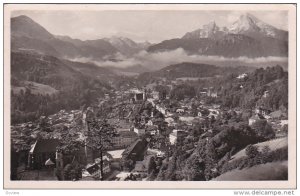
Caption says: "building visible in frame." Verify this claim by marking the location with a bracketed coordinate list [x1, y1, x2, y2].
[169, 130, 187, 145]
[147, 148, 166, 158]
[110, 131, 138, 149]
[208, 109, 220, 118]
[176, 108, 185, 114]
[156, 105, 166, 115]
[255, 106, 272, 116]
[263, 91, 270, 98]
[269, 110, 287, 120]
[132, 155, 155, 175]
[169, 131, 177, 145]
[85, 161, 111, 179]
[134, 127, 146, 135]
[130, 89, 146, 102]
[86, 164, 100, 179]
[132, 161, 148, 174]
[179, 116, 195, 125]
[107, 149, 125, 161]
[146, 120, 153, 126]
[249, 114, 265, 126]
[122, 138, 149, 163]
[164, 117, 175, 126]
[237, 73, 248, 79]
[28, 139, 60, 169]
[152, 91, 159, 100]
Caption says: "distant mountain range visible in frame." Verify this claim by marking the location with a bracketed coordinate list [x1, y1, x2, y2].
[11, 15, 150, 61]
[148, 13, 288, 58]
[11, 13, 288, 72]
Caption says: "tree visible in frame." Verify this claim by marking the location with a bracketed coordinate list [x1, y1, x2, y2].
[260, 146, 272, 164]
[85, 115, 117, 180]
[204, 140, 218, 180]
[10, 146, 19, 180]
[251, 120, 275, 141]
[63, 163, 83, 181]
[183, 154, 205, 181]
[170, 84, 196, 101]
[155, 85, 170, 100]
[147, 156, 157, 174]
[281, 124, 288, 135]
[245, 144, 259, 158]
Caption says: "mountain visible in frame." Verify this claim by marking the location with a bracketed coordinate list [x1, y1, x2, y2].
[148, 13, 288, 58]
[11, 15, 54, 40]
[11, 16, 85, 59]
[11, 15, 127, 60]
[11, 51, 115, 124]
[228, 13, 288, 41]
[55, 35, 118, 59]
[11, 51, 114, 90]
[182, 13, 287, 41]
[104, 36, 151, 56]
[11, 15, 151, 61]
[182, 21, 227, 39]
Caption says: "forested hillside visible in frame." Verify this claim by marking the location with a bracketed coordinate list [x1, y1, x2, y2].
[11, 52, 113, 124]
[217, 65, 288, 111]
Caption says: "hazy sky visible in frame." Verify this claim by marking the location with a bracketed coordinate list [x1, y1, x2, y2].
[12, 10, 288, 43]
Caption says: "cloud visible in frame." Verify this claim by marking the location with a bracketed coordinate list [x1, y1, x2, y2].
[68, 48, 288, 70]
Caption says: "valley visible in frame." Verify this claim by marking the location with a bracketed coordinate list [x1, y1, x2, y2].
[9, 12, 289, 182]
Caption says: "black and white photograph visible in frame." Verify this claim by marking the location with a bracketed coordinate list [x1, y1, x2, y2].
[3, 3, 297, 189]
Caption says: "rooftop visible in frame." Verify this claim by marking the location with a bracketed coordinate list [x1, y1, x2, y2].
[86, 164, 100, 175]
[29, 139, 60, 154]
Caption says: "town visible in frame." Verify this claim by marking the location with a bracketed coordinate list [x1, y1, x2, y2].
[11, 69, 288, 181]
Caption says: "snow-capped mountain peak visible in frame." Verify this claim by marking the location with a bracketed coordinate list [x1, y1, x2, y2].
[228, 13, 285, 39]
[182, 21, 225, 39]
[203, 21, 219, 32]
[229, 13, 260, 33]
[106, 36, 138, 48]
[182, 13, 287, 40]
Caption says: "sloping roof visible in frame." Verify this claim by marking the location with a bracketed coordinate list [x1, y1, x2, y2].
[250, 114, 265, 120]
[86, 164, 100, 175]
[107, 149, 125, 159]
[122, 139, 148, 158]
[133, 161, 146, 171]
[270, 110, 284, 118]
[45, 158, 55, 166]
[118, 131, 138, 138]
[30, 139, 60, 154]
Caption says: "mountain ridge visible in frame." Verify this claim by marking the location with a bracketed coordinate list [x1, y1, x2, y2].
[182, 13, 287, 41]
[11, 15, 151, 61]
[148, 13, 288, 58]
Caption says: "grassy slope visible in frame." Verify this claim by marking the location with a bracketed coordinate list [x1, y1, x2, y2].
[12, 81, 58, 95]
[230, 137, 288, 162]
[213, 161, 288, 181]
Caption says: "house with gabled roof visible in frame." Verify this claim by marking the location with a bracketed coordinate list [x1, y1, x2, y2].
[28, 138, 60, 169]
[122, 138, 149, 163]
